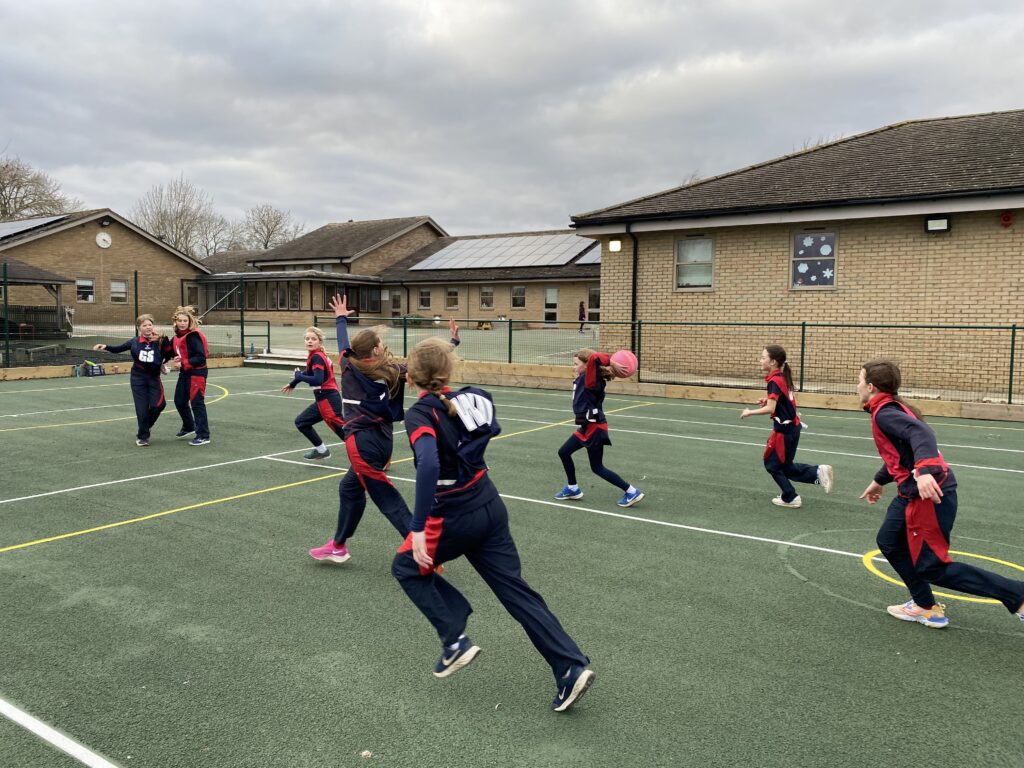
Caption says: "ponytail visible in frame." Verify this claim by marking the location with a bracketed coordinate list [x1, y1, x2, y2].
[350, 327, 401, 397]
[407, 337, 458, 417]
[862, 358, 924, 420]
[764, 344, 794, 391]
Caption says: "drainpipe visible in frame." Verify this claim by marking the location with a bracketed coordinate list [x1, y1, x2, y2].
[628, 223, 639, 351]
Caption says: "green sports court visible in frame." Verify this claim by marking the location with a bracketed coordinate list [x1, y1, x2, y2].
[3, 367, 1023, 767]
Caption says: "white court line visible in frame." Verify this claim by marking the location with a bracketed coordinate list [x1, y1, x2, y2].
[0, 428, 407, 507]
[271, 458, 873, 561]
[0, 696, 120, 768]
[497, 402, 1024, 456]
[0, 370, 277, 396]
[0, 402, 134, 418]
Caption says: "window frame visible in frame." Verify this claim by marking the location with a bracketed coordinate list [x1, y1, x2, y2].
[479, 285, 494, 310]
[445, 287, 459, 311]
[75, 278, 95, 304]
[109, 278, 129, 304]
[511, 285, 526, 310]
[673, 235, 714, 291]
[790, 231, 838, 290]
[418, 288, 431, 310]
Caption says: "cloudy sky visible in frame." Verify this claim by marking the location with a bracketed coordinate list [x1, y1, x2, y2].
[2, 0, 1022, 235]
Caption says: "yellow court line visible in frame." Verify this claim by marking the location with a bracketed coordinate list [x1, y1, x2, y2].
[861, 548, 1024, 604]
[1, 401, 658, 554]
[0, 384, 231, 433]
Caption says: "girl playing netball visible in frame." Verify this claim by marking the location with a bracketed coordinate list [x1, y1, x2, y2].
[281, 325, 344, 459]
[740, 345, 833, 507]
[554, 348, 644, 508]
[392, 337, 595, 712]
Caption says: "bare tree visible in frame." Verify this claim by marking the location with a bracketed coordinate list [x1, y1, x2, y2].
[130, 175, 219, 258]
[0, 155, 83, 219]
[194, 214, 245, 259]
[241, 203, 305, 250]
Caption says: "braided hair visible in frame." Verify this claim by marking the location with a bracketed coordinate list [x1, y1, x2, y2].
[407, 337, 457, 417]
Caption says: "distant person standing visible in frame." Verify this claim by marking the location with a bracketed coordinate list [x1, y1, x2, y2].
[578, 301, 586, 333]
[92, 314, 174, 446]
[170, 305, 211, 446]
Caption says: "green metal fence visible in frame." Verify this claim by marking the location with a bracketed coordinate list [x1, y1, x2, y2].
[303, 315, 1023, 405]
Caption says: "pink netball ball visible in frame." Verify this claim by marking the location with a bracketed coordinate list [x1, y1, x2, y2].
[609, 349, 638, 377]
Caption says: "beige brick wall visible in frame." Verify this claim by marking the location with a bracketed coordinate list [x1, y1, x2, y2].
[597, 209, 1024, 399]
[349, 224, 442, 276]
[386, 280, 599, 328]
[6, 221, 200, 325]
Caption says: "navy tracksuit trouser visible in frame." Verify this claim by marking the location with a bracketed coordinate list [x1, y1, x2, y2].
[763, 427, 818, 502]
[334, 429, 411, 544]
[557, 435, 628, 491]
[175, 370, 209, 439]
[130, 372, 166, 441]
[391, 496, 589, 681]
[295, 391, 345, 447]
[877, 490, 1024, 612]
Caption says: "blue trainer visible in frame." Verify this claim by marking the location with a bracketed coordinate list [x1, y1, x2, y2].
[432, 636, 481, 678]
[552, 665, 596, 712]
[554, 485, 584, 500]
[616, 488, 645, 508]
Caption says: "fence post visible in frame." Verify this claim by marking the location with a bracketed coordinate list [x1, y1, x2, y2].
[1010, 324, 1017, 406]
[2, 262, 9, 369]
[799, 322, 807, 391]
[507, 318, 513, 364]
[402, 316, 408, 357]
[635, 321, 642, 384]
[133, 270, 139, 320]
[238, 276, 246, 358]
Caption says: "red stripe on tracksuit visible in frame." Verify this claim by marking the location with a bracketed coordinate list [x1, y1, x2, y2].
[398, 516, 445, 576]
[189, 375, 206, 401]
[573, 422, 608, 443]
[316, 397, 345, 433]
[345, 433, 393, 488]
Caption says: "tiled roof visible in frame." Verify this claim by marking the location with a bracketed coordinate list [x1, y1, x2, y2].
[202, 249, 261, 273]
[377, 230, 601, 284]
[250, 216, 446, 264]
[0, 254, 75, 284]
[572, 109, 1024, 225]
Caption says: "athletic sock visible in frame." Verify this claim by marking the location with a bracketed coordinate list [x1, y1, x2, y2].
[315, 444, 328, 454]
[626, 485, 637, 494]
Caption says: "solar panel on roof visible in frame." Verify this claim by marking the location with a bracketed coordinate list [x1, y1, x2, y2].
[0, 214, 66, 239]
[410, 232, 593, 271]
[576, 245, 602, 264]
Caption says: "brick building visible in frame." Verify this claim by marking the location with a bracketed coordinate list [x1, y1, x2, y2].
[377, 230, 601, 328]
[571, 109, 1024, 400]
[197, 216, 447, 325]
[1, 209, 209, 325]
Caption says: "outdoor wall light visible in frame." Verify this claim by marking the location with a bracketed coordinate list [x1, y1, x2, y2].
[925, 215, 950, 233]
[100, 217, 112, 227]
[608, 238, 623, 252]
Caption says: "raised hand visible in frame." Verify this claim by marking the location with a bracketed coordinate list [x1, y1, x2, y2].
[329, 294, 356, 318]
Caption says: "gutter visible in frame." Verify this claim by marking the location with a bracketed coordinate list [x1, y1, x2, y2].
[628, 223, 639, 351]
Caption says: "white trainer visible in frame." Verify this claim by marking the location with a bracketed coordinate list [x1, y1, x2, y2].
[771, 495, 802, 508]
[817, 465, 834, 494]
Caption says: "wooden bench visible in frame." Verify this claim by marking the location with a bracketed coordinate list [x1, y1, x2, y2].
[23, 343, 66, 362]
[476, 321, 493, 331]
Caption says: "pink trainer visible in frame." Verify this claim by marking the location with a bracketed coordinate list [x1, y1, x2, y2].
[308, 540, 350, 563]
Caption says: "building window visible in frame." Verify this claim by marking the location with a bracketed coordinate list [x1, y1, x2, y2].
[675, 236, 713, 289]
[419, 288, 431, 310]
[110, 279, 128, 304]
[289, 282, 302, 310]
[479, 285, 494, 310]
[76, 279, 95, 303]
[511, 285, 526, 309]
[246, 282, 258, 311]
[209, 283, 240, 311]
[792, 233, 836, 288]
[445, 287, 459, 310]
[588, 286, 600, 322]
[257, 282, 267, 310]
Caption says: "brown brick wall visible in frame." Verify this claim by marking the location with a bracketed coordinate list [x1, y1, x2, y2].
[597, 209, 1024, 399]
[6, 220, 200, 325]
[349, 224, 442, 276]
[383, 281, 599, 328]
